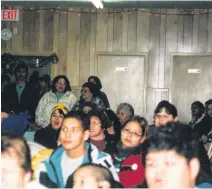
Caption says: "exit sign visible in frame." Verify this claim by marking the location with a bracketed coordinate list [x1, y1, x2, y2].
[1, 9, 19, 21]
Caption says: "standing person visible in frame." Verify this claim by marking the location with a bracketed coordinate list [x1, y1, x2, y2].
[35, 75, 77, 128]
[2, 63, 37, 120]
[88, 76, 110, 109]
[35, 111, 118, 188]
[34, 103, 68, 149]
[38, 74, 51, 101]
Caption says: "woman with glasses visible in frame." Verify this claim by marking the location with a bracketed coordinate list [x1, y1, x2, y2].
[35, 75, 77, 128]
[107, 115, 148, 188]
[72, 82, 105, 115]
[88, 110, 118, 152]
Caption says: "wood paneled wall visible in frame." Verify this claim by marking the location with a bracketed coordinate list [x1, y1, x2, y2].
[2, 8, 212, 123]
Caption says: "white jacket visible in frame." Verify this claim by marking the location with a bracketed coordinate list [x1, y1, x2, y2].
[35, 91, 77, 128]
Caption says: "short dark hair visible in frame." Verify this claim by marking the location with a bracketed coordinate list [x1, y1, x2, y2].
[205, 99, 212, 109]
[63, 111, 89, 131]
[146, 122, 199, 162]
[88, 110, 111, 130]
[39, 74, 51, 88]
[1, 133, 32, 175]
[66, 163, 116, 188]
[82, 82, 95, 94]
[13, 62, 28, 79]
[191, 101, 205, 112]
[88, 76, 102, 90]
[51, 75, 71, 93]
[154, 101, 178, 118]
[123, 116, 148, 137]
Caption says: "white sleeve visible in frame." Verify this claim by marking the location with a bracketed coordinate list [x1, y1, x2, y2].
[35, 162, 47, 182]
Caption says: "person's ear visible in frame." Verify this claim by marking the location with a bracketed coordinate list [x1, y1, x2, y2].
[174, 116, 179, 122]
[84, 130, 90, 141]
[140, 137, 146, 144]
[189, 158, 200, 181]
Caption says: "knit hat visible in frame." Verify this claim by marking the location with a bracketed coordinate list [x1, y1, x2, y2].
[51, 103, 68, 116]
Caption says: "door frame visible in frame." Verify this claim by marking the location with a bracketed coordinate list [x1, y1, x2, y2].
[169, 52, 212, 103]
[94, 52, 148, 116]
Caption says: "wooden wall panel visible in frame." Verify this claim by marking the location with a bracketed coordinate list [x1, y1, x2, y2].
[96, 9, 108, 51]
[66, 8, 81, 86]
[113, 9, 122, 52]
[44, 11, 54, 51]
[12, 6, 23, 52]
[183, 12, 193, 52]
[192, 9, 199, 52]
[127, 11, 137, 52]
[207, 9, 212, 52]
[79, 9, 91, 85]
[165, 9, 178, 88]
[136, 9, 150, 52]
[89, 10, 97, 76]
[57, 11, 68, 75]
[198, 9, 208, 53]
[148, 9, 161, 88]
[1, 8, 212, 123]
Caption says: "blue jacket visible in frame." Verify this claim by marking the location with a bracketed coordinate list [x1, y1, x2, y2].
[36, 142, 119, 188]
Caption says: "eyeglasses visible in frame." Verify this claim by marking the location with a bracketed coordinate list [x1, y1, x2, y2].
[122, 128, 142, 138]
[57, 81, 66, 86]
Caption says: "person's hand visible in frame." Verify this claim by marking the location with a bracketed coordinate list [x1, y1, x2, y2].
[201, 135, 208, 143]
[83, 106, 92, 114]
[1, 112, 9, 122]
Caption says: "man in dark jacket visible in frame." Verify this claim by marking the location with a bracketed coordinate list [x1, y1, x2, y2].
[2, 62, 37, 121]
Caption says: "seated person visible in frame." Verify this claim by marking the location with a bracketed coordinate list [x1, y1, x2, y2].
[35, 111, 118, 188]
[34, 103, 68, 149]
[88, 76, 110, 109]
[1, 133, 46, 189]
[145, 122, 212, 188]
[88, 110, 118, 152]
[189, 101, 211, 140]
[107, 115, 147, 188]
[66, 163, 124, 188]
[72, 82, 105, 115]
[116, 103, 134, 126]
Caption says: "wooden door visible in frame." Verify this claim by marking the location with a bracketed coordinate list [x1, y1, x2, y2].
[171, 55, 212, 124]
[97, 53, 146, 116]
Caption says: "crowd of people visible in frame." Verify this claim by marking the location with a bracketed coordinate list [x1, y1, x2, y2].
[1, 62, 212, 189]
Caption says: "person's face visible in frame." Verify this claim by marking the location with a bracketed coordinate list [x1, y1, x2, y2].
[1, 153, 31, 189]
[39, 80, 47, 89]
[154, 108, 177, 127]
[73, 167, 110, 189]
[145, 150, 200, 189]
[81, 87, 93, 100]
[55, 78, 66, 93]
[89, 116, 104, 138]
[15, 68, 27, 81]
[206, 104, 212, 117]
[60, 118, 89, 151]
[50, 110, 64, 130]
[121, 121, 144, 148]
[191, 104, 202, 117]
[117, 109, 127, 125]
[89, 78, 97, 85]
